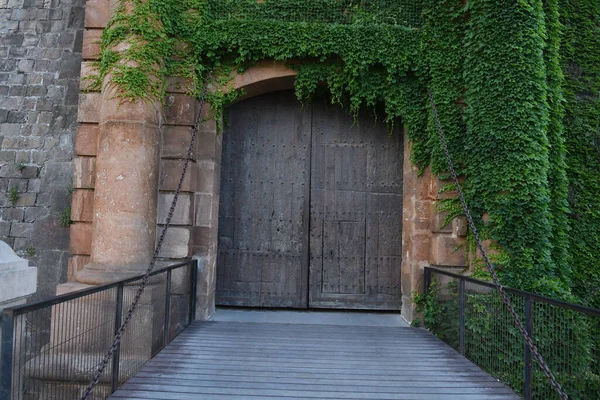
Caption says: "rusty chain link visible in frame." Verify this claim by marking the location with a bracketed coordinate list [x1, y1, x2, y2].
[427, 90, 568, 400]
[80, 79, 210, 400]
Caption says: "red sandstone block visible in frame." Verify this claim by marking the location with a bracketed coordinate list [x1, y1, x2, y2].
[431, 235, 466, 267]
[412, 233, 432, 262]
[164, 94, 195, 126]
[196, 161, 216, 193]
[162, 125, 196, 159]
[157, 227, 192, 259]
[77, 93, 101, 123]
[159, 159, 196, 192]
[68, 255, 90, 282]
[70, 223, 92, 255]
[101, 91, 162, 125]
[433, 176, 460, 200]
[73, 157, 96, 189]
[71, 189, 95, 222]
[197, 127, 219, 161]
[82, 29, 103, 60]
[192, 226, 210, 247]
[84, 0, 112, 28]
[453, 216, 468, 237]
[431, 210, 453, 234]
[80, 62, 100, 92]
[157, 193, 193, 225]
[75, 125, 99, 156]
[166, 77, 195, 94]
[194, 193, 213, 227]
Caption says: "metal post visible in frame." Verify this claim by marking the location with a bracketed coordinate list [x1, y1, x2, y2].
[524, 295, 533, 400]
[164, 269, 172, 346]
[1, 310, 15, 399]
[459, 278, 465, 355]
[111, 283, 124, 393]
[190, 259, 198, 323]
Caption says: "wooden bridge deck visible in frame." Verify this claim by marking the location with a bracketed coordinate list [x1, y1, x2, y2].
[110, 318, 520, 400]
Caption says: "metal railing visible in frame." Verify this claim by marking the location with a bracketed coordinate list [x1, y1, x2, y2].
[424, 266, 600, 400]
[1, 260, 198, 400]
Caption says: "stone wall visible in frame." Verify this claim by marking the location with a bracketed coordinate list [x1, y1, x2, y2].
[400, 140, 469, 319]
[0, 0, 84, 300]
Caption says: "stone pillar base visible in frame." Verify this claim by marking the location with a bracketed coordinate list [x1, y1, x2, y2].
[74, 263, 149, 285]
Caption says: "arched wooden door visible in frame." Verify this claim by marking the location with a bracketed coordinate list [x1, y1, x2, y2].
[216, 91, 403, 310]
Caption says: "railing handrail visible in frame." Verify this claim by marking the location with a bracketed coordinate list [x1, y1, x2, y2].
[1, 259, 198, 399]
[1, 260, 197, 317]
[426, 266, 600, 318]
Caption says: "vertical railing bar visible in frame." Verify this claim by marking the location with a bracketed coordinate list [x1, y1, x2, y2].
[1, 310, 15, 400]
[459, 278, 465, 355]
[111, 284, 124, 393]
[164, 269, 172, 347]
[190, 259, 198, 324]
[524, 295, 533, 400]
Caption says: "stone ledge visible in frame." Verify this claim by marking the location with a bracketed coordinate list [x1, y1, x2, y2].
[0, 241, 37, 304]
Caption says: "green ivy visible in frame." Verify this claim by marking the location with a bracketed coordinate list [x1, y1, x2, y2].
[420, 276, 599, 399]
[95, 0, 599, 302]
[461, 0, 568, 295]
[559, 0, 600, 308]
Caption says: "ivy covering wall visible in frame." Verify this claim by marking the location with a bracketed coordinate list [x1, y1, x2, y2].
[559, 0, 600, 308]
[94, 0, 599, 303]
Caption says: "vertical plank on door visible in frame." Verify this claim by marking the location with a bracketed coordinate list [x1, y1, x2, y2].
[216, 91, 312, 308]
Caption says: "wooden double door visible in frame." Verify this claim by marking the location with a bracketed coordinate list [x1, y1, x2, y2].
[216, 91, 403, 310]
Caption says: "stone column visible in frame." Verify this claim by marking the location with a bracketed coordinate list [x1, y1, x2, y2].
[75, 82, 162, 285]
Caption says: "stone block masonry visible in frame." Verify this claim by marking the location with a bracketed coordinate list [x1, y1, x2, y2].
[0, 0, 85, 300]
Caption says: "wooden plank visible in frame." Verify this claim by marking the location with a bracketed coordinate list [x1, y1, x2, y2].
[122, 380, 517, 395]
[110, 321, 520, 400]
[111, 392, 519, 400]
[132, 372, 506, 386]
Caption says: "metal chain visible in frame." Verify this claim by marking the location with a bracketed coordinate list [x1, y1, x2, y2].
[80, 80, 210, 400]
[427, 90, 568, 400]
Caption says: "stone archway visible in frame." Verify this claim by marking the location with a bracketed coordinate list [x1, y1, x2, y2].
[70, 57, 468, 322]
[191, 61, 443, 319]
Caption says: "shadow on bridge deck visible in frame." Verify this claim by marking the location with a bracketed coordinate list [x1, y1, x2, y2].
[109, 309, 520, 400]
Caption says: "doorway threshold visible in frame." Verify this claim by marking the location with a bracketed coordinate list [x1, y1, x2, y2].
[210, 307, 409, 328]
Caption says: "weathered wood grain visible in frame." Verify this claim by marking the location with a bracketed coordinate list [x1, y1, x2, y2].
[216, 92, 312, 308]
[110, 321, 520, 400]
